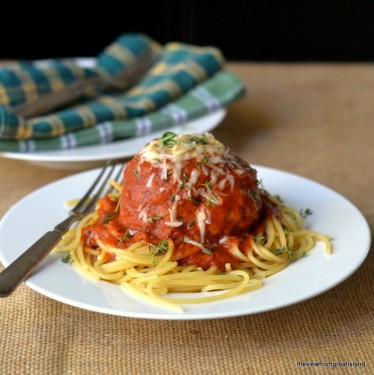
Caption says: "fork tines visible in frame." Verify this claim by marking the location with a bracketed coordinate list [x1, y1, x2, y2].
[71, 161, 124, 215]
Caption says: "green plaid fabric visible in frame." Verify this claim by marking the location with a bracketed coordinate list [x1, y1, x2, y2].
[0, 60, 98, 109]
[0, 33, 159, 113]
[0, 71, 244, 152]
[0, 34, 223, 141]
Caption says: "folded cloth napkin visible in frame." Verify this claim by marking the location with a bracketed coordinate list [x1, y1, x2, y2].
[0, 33, 223, 141]
[0, 71, 244, 152]
[0, 33, 244, 152]
[0, 33, 160, 118]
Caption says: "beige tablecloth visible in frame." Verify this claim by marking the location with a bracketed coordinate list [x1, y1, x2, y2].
[0, 63, 373, 375]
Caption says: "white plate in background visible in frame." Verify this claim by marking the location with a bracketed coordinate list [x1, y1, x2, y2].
[0, 109, 226, 169]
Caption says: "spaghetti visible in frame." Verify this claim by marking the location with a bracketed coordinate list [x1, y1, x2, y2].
[55, 133, 331, 312]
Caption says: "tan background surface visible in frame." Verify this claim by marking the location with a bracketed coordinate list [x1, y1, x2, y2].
[0, 63, 373, 374]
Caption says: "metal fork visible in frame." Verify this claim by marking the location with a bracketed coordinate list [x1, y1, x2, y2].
[0, 160, 125, 297]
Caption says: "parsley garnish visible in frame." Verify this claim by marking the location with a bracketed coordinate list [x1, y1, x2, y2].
[147, 215, 164, 223]
[160, 132, 177, 147]
[179, 174, 189, 189]
[254, 235, 265, 244]
[272, 246, 293, 260]
[103, 212, 116, 224]
[248, 191, 259, 201]
[102, 199, 121, 224]
[202, 246, 212, 255]
[190, 136, 208, 145]
[187, 219, 195, 228]
[116, 230, 134, 247]
[206, 194, 218, 206]
[201, 180, 212, 191]
[61, 254, 73, 265]
[272, 247, 285, 255]
[151, 239, 170, 264]
[300, 208, 313, 219]
[287, 247, 293, 260]
[155, 239, 169, 255]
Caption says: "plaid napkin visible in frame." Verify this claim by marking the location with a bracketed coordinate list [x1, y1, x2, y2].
[0, 33, 244, 152]
[0, 71, 244, 152]
[0, 34, 161, 119]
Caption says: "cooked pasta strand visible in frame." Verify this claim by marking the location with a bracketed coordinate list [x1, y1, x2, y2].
[54, 193, 331, 312]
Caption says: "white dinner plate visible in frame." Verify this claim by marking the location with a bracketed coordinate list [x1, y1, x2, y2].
[0, 109, 226, 169]
[0, 165, 371, 320]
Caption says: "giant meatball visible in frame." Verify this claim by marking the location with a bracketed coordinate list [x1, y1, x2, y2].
[119, 133, 263, 248]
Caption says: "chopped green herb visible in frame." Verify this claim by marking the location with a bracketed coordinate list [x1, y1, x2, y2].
[248, 191, 259, 200]
[206, 194, 218, 206]
[254, 235, 265, 244]
[102, 199, 120, 224]
[201, 180, 212, 191]
[116, 230, 134, 247]
[202, 246, 212, 255]
[152, 239, 170, 264]
[103, 212, 116, 224]
[187, 219, 196, 228]
[300, 208, 313, 218]
[155, 239, 169, 255]
[272, 247, 285, 255]
[147, 215, 164, 223]
[134, 170, 140, 178]
[61, 254, 73, 265]
[274, 195, 284, 203]
[272, 247, 293, 259]
[169, 194, 176, 202]
[179, 175, 189, 189]
[202, 157, 209, 163]
[190, 136, 208, 145]
[160, 132, 177, 147]
[287, 247, 293, 261]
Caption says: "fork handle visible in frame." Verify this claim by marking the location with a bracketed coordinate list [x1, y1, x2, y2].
[0, 215, 79, 297]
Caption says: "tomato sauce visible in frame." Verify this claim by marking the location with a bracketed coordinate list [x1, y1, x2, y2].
[82, 192, 279, 271]
[82, 133, 281, 272]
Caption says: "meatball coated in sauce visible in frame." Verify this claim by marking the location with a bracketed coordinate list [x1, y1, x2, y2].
[119, 133, 263, 248]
